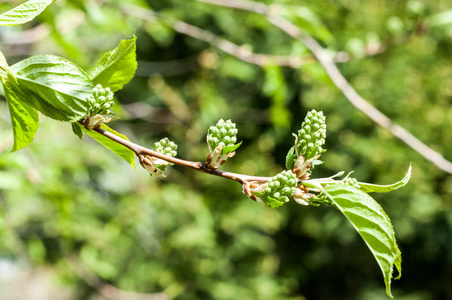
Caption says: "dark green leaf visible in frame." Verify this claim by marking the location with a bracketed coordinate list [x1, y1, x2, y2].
[89, 37, 137, 92]
[359, 165, 411, 193]
[285, 146, 295, 169]
[322, 184, 402, 298]
[1, 81, 39, 151]
[0, 0, 54, 27]
[11, 55, 93, 122]
[79, 123, 135, 169]
[221, 141, 242, 155]
[71, 122, 83, 140]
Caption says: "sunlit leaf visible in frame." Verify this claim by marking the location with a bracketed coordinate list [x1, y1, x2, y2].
[89, 36, 137, 92]
[1, 81, 39, 151]
[221, 141, 242, 155]
[0, 0, 54, 26]
[359, 165, 412, 193]
[10, 55, 93, 122]
[322, 184, 401, 298]
[78, 123, 135, 169]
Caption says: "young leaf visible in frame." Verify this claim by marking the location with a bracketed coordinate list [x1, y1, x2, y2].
[89, 37, 137, 92]
[0, 0, 54, 26]
[2, 81, 39, 151]
[322, 184, 401, 298]
[78, 123, 135, 169]
[285, 146, 295, 169]
[10, 55, 93, 122]
[71, 122, 83, 140]
[359, 165, 412, 193]
[221, 141, 242, 155]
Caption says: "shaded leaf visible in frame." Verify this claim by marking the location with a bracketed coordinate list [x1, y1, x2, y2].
[71, 122, 83, 140]
[78, 123, 135, 169]
[89, 37, 137, 92]
[11, 55, 93, 122]
[285, 146, 295, 170]
[0, 0, 54, 26]
[322, 184, 401, 298]
[1, 81, 39, 151]
[360, 165, 411, 193]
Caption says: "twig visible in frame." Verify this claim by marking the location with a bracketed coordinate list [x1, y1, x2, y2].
[120, 3, 315, 68]
[93, 127, 272, 184]
[198, 0, 452, 174]
[66, 255, 168, 300]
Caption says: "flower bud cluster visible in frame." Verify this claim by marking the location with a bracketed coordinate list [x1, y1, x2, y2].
[140, 138, 178, 177]
[154, 138, 178, 157]
[341, 177, 361, 189]
[207, 119, 238, 153]
[252, 171, 298, 208]
[86, 84, 115, 116]
[295, 110, 326, 160]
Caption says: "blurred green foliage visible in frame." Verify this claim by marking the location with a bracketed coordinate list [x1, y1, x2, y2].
[0, 0, 451, 299]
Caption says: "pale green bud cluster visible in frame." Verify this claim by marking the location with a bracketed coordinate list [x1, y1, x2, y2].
[295, 110, 326, 160]
[254, 171, 298, 208]
[341, 177, 361, 189]
[207, 119, 238, 153]
[87, 84, 115, 116]
[153, 138, 177, 157]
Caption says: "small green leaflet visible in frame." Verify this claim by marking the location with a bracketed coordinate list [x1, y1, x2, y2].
[221, 141, 242, 155]
[321, 184, 402, 298]
[0, 0, 54, 26]
[1, 81, 39, 151]
[10, 55, 93, 122]
[285, 146, 296, 169]
[77, 123, 135, 169]
[89, 37, 137, 92]
[359, 165, 412, 193]
[71, 122, 83, 140]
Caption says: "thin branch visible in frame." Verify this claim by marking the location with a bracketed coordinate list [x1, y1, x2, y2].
[121, 3, 315, 68]
[198, 0, 452, 174]
[92, 127, 272, 183]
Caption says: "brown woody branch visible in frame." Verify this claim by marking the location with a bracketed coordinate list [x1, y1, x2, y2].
[93, 127, 272, 184]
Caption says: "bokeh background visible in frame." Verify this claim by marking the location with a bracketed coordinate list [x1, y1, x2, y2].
[0, 0, 451, 299]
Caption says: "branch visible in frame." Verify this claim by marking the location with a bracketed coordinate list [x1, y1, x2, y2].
[120, 3, 316, 68]
[92, 127, 272, 184]
[198, 0, 452, 174]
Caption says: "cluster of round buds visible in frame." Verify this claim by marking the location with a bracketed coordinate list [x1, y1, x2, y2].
[140, 138, 178, 177]
[341, 176, 361, 189]
[86, 84, 115, 116]
[207, 119, 238, 153]
[295, 110, 326, 161]
[252, 171, 298, 208]
[154, 138, 178, 157]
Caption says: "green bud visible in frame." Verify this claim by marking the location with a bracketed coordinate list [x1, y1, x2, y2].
[252, 170, 297, 208]
[207, 119, 239, 152]
[154, 138, 177, 157]
[295, 110, 326, 160]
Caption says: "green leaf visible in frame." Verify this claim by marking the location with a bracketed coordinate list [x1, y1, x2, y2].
[71, 122, 83, 140]
[322, 184, 401, 298]
[1, 81, 39, 151]
[359, 165, 412, 193]
[78, 123, 135, 169]
[221, 141, 242, 155]
[10, 55, 93, 122]
[0, 0, 54, 26]
[89, 37, 137, 92]
[285, 146, 295, 170]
